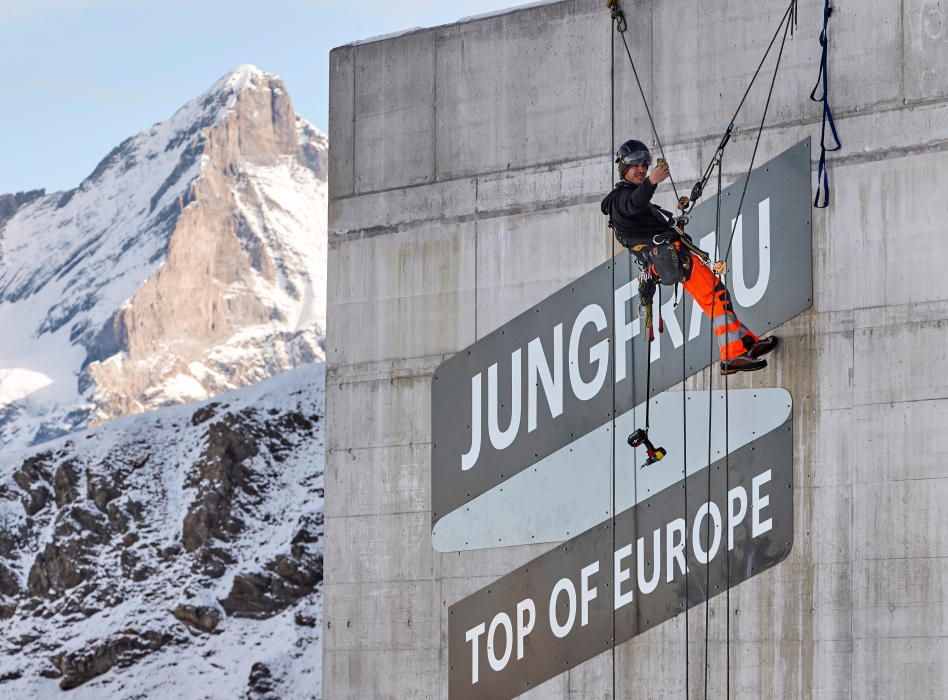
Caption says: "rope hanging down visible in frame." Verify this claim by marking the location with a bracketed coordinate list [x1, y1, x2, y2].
[703, 158, 725, 700]
[711, 8, 796, 697]
[605, 1, 800, 698]
[721, 1, 796, 262]
[608, 0, 681, 204]
[810, 0, 841, 208]
[681, 0, 799, 218]
[609, 0, 801, 229]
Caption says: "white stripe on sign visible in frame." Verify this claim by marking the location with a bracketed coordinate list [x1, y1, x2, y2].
[432, 388, 790, 551]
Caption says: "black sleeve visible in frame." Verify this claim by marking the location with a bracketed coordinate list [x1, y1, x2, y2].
[612, 181, 657, 219]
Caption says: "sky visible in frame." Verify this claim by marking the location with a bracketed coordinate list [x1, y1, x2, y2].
[0, 0, 534, 194]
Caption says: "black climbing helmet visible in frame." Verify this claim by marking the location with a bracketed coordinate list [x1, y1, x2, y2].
[615, 139, 651, 174]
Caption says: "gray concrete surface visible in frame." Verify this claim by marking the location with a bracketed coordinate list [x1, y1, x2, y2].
[325, 0, 948, 696]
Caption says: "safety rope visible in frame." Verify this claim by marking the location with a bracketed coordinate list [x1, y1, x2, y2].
[609, 33, 618, 700]
[645, 293, 653, 431]
[714, 15, 793, 694]
[682, 0, 798, 215]
[810, 0, 841, 208]
[724, 294, 732, 699]
[721, 1, 794, 262]
[681, 262, 690, 700]
[714, 11, 795, 695]
[724, 2, 798, 143]
[716, 160, 732, 699]
[702, 161, 724, 700]
[644, 283, 664, 431]
[704, 2, 795, 683]
[608, 0, 681, 204]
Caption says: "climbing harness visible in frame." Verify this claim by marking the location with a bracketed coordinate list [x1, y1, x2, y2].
[811, 0, 840, 208]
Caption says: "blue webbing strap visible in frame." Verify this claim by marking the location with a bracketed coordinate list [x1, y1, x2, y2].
[810, 0, 841, 208]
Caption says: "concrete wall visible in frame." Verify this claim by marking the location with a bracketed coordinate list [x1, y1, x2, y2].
[325, 0, 948, 696]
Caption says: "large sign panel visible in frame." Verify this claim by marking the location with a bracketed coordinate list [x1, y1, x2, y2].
[448, 401, 792, 698]
[431, 139, 812, 551]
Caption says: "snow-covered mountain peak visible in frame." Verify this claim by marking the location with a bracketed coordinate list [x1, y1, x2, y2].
[164, 64, 277, 135]
[0, 68, 327, 452]
[212, 63, 270, 94]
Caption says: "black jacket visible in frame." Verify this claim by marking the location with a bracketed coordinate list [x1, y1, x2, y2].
[600, 179, 675, 248]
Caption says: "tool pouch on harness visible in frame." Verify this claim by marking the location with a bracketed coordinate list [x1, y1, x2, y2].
[644, 203, 692, 285]
[648, 236, 692, 285]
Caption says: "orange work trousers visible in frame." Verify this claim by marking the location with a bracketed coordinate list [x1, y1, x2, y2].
[680, 252, 758, 361]
[648, 246, 758, 362]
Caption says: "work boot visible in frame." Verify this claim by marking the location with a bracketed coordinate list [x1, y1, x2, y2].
[720, 354, 767, 375]
[745, 335, 779, 358]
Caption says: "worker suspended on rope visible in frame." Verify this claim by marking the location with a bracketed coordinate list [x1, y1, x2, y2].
[601, 139, 778, 375]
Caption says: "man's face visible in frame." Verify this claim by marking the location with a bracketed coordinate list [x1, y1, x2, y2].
[623, 161, 649, 185]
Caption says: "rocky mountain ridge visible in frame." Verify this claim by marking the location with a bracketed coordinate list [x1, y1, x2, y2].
[0, 189, 45, 230]
[0, 64, 328, 452]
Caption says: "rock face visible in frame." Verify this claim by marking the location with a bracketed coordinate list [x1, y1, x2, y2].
[51, 628, 187, 691]
[0, 65, 328, 451]
[0, 364, 325, 697]
[0, 189, 44, 230]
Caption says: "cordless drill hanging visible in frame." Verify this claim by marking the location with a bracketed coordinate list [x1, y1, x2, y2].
[627, 428, 666, 466]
